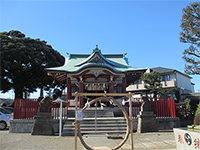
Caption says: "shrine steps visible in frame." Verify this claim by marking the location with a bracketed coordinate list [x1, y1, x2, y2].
[67, 107, 115, 118]
[83, 108, 114, 118]
[62, 117, 127, 136]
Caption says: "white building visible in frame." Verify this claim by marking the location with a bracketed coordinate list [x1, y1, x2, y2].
[126, 67, 194, 100]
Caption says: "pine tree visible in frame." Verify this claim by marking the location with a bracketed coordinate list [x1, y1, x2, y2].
[180, 2, 200, 75]
[140, 71, 162, 99]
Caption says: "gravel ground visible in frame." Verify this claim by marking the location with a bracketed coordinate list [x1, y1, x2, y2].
[0, 130, 177, 150]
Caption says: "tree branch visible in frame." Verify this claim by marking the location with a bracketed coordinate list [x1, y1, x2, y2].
[186, 52, 200, 58]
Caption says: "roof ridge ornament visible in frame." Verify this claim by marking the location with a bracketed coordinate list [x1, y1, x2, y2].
[93, 45, 101, 53]
[123, 52, 127, 57]
[66, 52, 71, 58]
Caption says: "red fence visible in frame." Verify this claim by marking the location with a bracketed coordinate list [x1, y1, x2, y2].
[124, 98, 176, 118]
[49, 103, 68, 120]
[14, 97, 176, 119]
[151, 98, 176, 118]
[14, 98, 68, 119]
[14, 99, 39, 119]
[123, 102, 142, 118]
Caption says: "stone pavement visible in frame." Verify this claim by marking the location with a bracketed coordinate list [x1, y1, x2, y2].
[82, 132, 177, 150]
[0, 130, 177, 150]
[0, 130, 82, 150]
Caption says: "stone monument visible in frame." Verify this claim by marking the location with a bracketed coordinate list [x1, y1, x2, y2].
[137, 96, 158, 133]
[31, 96, 54, 135]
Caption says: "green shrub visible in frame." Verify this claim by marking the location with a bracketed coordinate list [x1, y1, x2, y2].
[195, 103, 200, 116]
[184, 98, 191, 114]
[194, 113, 200, 125]
[184, 98, 199, 115]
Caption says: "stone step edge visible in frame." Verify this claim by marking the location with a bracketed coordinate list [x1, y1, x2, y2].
[62, 130, 127, 135]
[64, 124, 127, 127]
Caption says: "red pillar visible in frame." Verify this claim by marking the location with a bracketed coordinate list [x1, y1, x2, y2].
[66, 78, 71, 101]
[109, 83, 114, 93]
[79, 83, 84, 108]
[122, 77, 126, 93]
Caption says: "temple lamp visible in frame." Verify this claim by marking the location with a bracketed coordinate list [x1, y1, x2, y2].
[53, 97, 67, 137]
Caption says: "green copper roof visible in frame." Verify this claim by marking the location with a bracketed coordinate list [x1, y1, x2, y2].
[46, 47, 145, 73]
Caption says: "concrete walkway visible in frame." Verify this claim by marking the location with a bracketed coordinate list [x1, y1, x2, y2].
[0, 130, 177, 150]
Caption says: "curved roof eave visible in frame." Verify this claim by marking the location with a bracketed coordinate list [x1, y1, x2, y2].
[46, 63, 146, 75]
[45, 47, 146, 74]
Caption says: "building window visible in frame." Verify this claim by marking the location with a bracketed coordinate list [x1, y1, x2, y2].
[161, 75, 170, 81]
[133, 79, 142, 85]
[114, 86, 122, 93]
[114, 86, 123, 99]
[70, 86, 79, 98]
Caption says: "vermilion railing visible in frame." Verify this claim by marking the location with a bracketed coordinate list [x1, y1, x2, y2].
[124, 98, 176, 118]
[13, 98, 68, 119]
[14, 98, 39, 119]
[151, 98, 176, 118]
[123, 102, 142, 118]
[13, 97, 176, 119]
[49, 103, 68, 120]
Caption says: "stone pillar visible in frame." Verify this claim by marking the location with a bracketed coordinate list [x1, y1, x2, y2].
[137, 96, 158, 133]
[31, 96, 54, 135]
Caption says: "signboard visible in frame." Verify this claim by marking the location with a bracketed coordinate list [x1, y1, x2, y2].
[70, 100, 79, 106]
[86, 83, 107, 91]
[76, 110, 83, 120]
[174, 128, 200, 150]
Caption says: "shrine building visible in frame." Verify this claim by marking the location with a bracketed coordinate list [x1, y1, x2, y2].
[46, 45, 146, 108]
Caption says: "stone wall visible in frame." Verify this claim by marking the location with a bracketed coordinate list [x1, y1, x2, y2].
[132, 117, 180, 131]
[156, 117, 180, 130]
[9, 119, 62, 133]
[10, 117, 179, 133]
[10, 119, 34, 133]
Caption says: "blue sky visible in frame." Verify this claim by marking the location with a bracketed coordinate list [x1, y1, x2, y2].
[0, 0, 199, 98]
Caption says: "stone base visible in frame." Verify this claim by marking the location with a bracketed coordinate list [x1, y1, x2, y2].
[10, 119, 34, 133]
[137, 111, 158, 133]
[31, 112, 54, 135]
[10, 119, 63, 133]
[157, 117, 180, 130]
